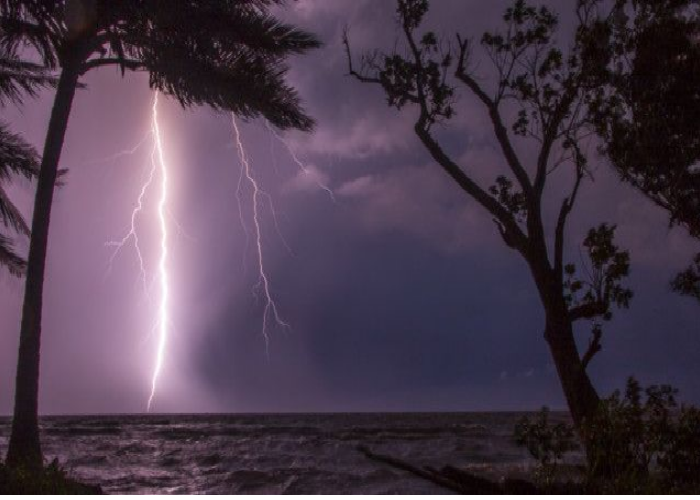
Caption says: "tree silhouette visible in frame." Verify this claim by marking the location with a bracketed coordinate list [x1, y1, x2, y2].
[344, 0, 633, 449]
[0, 47, 53, 276]
[586, 0, 700, 304]
[1, 0, 319, 470]
[672, 254, 700, 303]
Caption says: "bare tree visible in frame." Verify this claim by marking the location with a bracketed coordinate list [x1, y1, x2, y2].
[344, 0, 632, 446]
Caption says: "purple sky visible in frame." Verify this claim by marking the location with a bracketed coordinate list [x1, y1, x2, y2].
[1, 0, 698, 415]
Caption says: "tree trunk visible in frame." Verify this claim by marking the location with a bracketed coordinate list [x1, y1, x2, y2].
[526, 252, 600, 449]
[6, 64, 80, 471]
[544, 310, 600, 430]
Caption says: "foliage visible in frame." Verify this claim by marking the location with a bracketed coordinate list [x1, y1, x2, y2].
[514, 407, 578, 486]
[586, 0, 700, 240]
[564, 224, 632, 316]
[584, 0, 700, 300]
[659, 405, 700, 487]
[671, 253, 700, 304]
[584, 377, 700, 492]
[0, 0, 321, 131]
[515, 379, 700, 493]
[585, 378, 676, 484]
[0, 458, 101, 494]
[563, 224, 632, 367]
[0, 44, 53, 276]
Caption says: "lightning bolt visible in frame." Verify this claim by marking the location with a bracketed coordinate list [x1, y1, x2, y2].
[103, 96, 332, 408]
[147, 92, 170, 412]
[105, 93, 170, 412]
[81, 134, 152, 168]
[264, 120, 336, 202]
[231, 114, 290, 355]
[104, 139, 157, 296]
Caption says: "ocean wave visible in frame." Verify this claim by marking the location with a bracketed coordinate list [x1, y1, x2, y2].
[0, 413, 539, 494]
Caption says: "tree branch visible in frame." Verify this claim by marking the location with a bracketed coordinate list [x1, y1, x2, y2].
[581, 326, 603, 369]
[534, 86, 579, 195]
[342, 30, 383, 86]
[455, 35, 533, 197]
[569, 301, 607, 322]
[400, 12, 431, 121]
[554, 165, 584, 281]
[414, 122, 528, 252]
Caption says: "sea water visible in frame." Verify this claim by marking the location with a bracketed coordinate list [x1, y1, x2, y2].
[0, 412, 556, 494]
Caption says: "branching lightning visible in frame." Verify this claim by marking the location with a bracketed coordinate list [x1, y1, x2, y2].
[264, 120, 336, 203]
[104, 140, 157, 295]
[103, 95, 334, 409]
[106, 92, 170, 412]
[231, 114, 290, 355]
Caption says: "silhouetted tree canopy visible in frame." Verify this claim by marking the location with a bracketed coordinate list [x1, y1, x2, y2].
[672, 253, 700, 302]
[588, 0, 700, 237]
[585, 0, 700, 303]
[0, 0, 320, 130]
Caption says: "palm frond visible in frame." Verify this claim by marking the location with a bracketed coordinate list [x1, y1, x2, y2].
[140, 2, 321, 57]
[0, 48, 57, 104]
[0, 122, 39, 181]
[2, 0, 320, 130]
[128, 1, 321, 130]
[0, 182, 30, 236]
[0, 1, 63, 69]
[144, 42, 315, 130]
[0, 232, 26, 277]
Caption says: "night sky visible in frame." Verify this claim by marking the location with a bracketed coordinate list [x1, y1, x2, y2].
[1, 0, 697, 415]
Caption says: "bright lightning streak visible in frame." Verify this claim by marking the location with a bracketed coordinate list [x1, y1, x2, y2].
[104, 92, 170, 411]
[82, 134, 151, 168]
[104, 145, 157, 295]
[104, 98, 333, 405]
[231, 114, 290, 354]
[264, 120, 336, 202]
[147, 92, 170, 412]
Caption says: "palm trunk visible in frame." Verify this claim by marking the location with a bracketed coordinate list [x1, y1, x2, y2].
[6, 64, 80, 470]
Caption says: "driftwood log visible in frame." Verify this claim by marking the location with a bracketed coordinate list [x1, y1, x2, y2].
[357, 446, 540, 495]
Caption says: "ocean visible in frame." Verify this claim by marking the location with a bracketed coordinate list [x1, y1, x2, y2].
[0, 413, 559, 494]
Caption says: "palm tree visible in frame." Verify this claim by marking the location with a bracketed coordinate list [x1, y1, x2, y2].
[1, 0, 320, 470]
[0, 48, 53, 276]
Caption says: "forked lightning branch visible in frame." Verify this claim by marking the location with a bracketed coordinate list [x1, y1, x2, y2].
[107, 93, 333, 411]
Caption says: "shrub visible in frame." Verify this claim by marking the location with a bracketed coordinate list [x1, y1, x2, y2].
[515, 378, 700, 493]
[0, 458, 101, 495]
[583, 377, 700, 492]
[660, 406, 700, 487]
[584, 377, 675, 484]
[514, 406, 579, 486]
